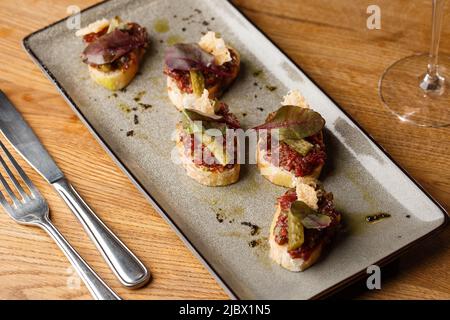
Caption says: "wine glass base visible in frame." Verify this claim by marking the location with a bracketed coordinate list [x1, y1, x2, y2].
[379, 53, 450, 128]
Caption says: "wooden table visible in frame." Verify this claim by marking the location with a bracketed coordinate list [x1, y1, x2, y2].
[0, 0, 449, 300]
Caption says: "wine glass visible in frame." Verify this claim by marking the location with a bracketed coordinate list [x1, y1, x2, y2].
[379, 0, 450, 127]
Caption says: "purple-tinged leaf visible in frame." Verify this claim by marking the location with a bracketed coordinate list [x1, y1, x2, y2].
[165, 43, 215, 71]
[254, 105, 325, 140]
[82, 24, 148, 65]
[164, 43, 233, 77]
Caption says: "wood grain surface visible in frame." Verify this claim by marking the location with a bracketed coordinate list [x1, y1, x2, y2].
[0, 0, 449, 300]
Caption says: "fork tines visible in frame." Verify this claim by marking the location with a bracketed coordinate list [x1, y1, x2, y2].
[0, 139, 38, 208]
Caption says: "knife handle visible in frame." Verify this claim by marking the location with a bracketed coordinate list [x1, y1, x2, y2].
[52, 178, 150, 288]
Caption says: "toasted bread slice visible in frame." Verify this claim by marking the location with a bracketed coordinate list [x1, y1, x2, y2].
[270, 179, 341, 272]
[167, 48, 240, 111]
[174, 124, 240, 186]
[256, 138, 323, 188]
[88, 49, 144, 91]
[255, 90, 325, 187]
[269, 205, 324, 272]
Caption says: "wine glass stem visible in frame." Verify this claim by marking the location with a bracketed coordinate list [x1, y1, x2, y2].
[420, 0, 447, 94]
[427, 0, 446, 77]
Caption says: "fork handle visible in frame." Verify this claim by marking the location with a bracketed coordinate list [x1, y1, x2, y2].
[39, 220, 121, 300]
[52, 178, 150, 288]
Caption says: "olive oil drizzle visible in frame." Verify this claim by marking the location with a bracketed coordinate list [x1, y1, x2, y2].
[366, 213, 391, 223]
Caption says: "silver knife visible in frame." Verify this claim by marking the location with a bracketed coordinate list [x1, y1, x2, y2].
[0, 90, 150, 288]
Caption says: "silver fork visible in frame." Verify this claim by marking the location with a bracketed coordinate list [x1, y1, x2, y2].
[0, 140, 120, 300]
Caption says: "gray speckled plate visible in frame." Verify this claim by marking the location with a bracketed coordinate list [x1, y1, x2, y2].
[23, 0, 447, 300]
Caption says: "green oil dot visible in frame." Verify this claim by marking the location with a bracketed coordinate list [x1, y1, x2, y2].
[167, 34, 184, 46]
[154, 18, 170, 33]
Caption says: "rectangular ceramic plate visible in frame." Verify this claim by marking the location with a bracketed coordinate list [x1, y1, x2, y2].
[23, 0, 447, 299]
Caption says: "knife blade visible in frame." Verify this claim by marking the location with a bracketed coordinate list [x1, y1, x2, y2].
[0, 90, 64, 183]
[0, 90, 150, 288]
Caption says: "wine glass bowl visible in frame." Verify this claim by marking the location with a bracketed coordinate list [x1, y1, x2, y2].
[380, 53, 450, 127]
[379, 0, 450, 128]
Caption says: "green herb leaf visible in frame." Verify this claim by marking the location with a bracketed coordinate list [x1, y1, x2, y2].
[290, 201, 331, 230]
[182, 108, 223, 133]
[254, 105, 325, 140]
[182, 108, 223, 123]
[283, 139, 314, 156]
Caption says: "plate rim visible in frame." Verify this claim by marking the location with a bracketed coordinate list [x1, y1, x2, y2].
[21, 0, 448, 300]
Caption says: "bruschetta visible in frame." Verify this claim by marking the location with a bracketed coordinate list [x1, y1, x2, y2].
[269, 179, 341, 271]
[164, 32, 240, 112]
[174, 102, 241, 186]
[255, 90, 327, 188]
[76, 17, 149, 91]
